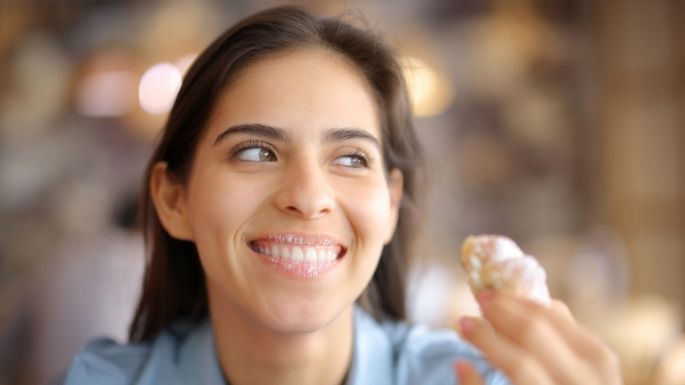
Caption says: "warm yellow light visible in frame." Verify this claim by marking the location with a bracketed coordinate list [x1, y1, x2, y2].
[401, 56, 454, 117]
[656, 338, 685, 385]
[138, 62, 182, 115]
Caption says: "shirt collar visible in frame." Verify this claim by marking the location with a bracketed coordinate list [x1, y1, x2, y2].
[345, 307, 394, 385]
[176, 320, 227, 385]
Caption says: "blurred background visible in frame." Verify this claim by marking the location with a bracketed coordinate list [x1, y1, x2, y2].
[0, 0, 683, 384]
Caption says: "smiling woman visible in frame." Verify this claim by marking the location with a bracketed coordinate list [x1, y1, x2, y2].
[58, 5, 621, 385]
[155, 46, 406, 337]
[133, 8, 420, 342]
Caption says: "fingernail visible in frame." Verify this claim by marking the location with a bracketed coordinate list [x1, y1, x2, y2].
[477, 289, 494, 306]
[459, 316, 477, 335]
[455, 361, 471, 378]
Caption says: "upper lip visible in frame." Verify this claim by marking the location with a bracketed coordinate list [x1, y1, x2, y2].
[248, 232, 346, 247]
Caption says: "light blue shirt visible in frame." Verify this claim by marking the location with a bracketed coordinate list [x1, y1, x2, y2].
[59, 308, 509, 385]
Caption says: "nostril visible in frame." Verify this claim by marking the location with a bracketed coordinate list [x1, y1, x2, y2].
[285, 205, 303, 215]
[273, 169, 336, 218]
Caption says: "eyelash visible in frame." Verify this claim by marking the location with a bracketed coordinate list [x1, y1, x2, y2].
[336, 148, 373, 168]
[230, 140, 277, 161]
[229, 141, 374, 168]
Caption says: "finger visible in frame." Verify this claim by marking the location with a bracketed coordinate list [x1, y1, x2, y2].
[456, 315, 494, 338]
[484, 291, 618, 379]
[550, 299, 575, 325]
[460, 316, 554, 385]
[550, 301, 620, 377]
[455, 361, 485, 385]
[478, 292, 595, 384]
[547, 299, 622, 384]
[479, 291, 587, 352]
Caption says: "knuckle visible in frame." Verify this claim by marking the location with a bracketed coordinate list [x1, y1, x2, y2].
[600, 347, 621, 374]
[517, 314, 547, 345]
[552, 300, 571, 315]
[588, 341, 621, 375]
[508, 356, 539, 383]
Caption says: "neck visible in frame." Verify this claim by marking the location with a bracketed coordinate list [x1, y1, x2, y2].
[208, 293, 354, 385]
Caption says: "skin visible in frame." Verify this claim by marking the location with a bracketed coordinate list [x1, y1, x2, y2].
[150, 48, 403, 385]
[455, 290, 623, 385]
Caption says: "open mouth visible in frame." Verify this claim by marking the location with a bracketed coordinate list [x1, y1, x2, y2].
[248, 233, 347, 264]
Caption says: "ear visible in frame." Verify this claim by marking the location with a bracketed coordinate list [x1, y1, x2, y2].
[383, 168, 404, 244]
[150, 162, 194, 241]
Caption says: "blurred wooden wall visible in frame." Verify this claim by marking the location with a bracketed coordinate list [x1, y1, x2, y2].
[594, 0, 685, 316]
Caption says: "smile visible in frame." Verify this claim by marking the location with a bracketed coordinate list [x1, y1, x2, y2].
[248, 233, 346, 264]
[248, 233, 346, 278]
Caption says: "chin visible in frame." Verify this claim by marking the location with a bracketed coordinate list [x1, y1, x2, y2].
[259, 299, 348, 334]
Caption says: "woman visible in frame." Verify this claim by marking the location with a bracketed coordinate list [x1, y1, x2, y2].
[61, 6, 621, 385]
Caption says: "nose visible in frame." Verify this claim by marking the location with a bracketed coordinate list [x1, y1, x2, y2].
[274, 157, 336, 219]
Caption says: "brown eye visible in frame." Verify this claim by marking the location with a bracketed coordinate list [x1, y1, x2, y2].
[235, 146, 277, 162]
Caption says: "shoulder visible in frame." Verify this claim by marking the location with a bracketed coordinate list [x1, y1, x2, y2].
[59, 320, 221, 385]
[351, 308, 510, 385]
[60, 337, 151, 385]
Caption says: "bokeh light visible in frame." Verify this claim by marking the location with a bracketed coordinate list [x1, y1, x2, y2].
[76, 70, 136, 117]
[138, 62, 182, 115]
[656, 338, 685, 385]
[401, 56, 454, 117]
[175, 53, 198, 76]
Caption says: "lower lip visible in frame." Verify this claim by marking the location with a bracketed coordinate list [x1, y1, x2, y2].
[253, 250, 343, 279]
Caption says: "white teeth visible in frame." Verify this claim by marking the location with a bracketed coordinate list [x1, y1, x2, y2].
[256, 242, 338, 263]
[291, 246, 304, 261]
[305, 247, 317, 262]
[321, 249, 335, 262]
[317, 248, 327, 262]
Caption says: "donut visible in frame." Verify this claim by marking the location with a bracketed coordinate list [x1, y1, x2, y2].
[460, 235, 550, 306]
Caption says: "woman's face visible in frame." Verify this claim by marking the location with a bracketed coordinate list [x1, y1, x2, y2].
[163, 48, 402, 333]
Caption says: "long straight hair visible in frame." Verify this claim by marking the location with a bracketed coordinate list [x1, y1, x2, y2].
[129, 5, 424, 342]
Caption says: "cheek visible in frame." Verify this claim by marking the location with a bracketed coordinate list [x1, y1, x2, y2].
[186, 171, 268, 254]
[186, 171, 277, 293]
[339, 179, 392, 244]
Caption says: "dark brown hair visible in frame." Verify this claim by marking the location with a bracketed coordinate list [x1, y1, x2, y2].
[129, 5, 424, 342]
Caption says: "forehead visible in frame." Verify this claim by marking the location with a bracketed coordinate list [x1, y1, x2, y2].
[206, 48, 382, 140]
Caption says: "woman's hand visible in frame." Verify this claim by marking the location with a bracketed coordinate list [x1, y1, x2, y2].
[455, 290, 622, 385]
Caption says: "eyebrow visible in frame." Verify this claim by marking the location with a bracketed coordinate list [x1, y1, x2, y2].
[321, 127, 381, 151]
[214, 123, 288, 145]
[214, 123, 381, 150]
